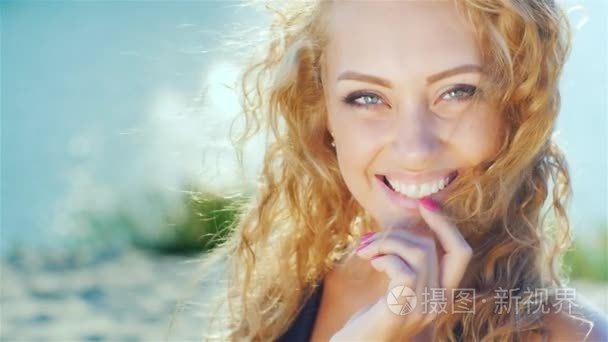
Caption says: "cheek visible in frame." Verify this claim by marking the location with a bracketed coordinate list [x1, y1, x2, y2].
[330, 111, 388, 189]
[451, 111, 503, 163]
[334, 120, 371, 170]
[332, 112, 387, 163]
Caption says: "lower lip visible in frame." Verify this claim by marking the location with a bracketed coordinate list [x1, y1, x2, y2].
[375, 172, 457, 211]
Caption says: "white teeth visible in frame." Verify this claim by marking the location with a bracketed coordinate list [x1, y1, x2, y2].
[395, 182, 403, 193]
[406, 184, 416, 195]
[430, 182, 439, 193]
[420, 183, 431, 196]
[386, 175, 451, 199]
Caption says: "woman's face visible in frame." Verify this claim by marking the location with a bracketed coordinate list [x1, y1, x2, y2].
[322, 0, 503, 233]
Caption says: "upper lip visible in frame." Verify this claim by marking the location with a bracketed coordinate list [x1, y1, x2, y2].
[379, 169, 458, 185]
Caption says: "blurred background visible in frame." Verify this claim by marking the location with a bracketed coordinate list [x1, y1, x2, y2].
[1, 0, 606, 340]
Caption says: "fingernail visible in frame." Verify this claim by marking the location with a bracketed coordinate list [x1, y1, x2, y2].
[356, 239, 373, 251]
[371, 254, 384, 260]
[360, 232, 375, 242]
[420, 198, 440, 211]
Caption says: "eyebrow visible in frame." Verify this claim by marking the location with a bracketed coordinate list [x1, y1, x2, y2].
[337, 64, 483, 88]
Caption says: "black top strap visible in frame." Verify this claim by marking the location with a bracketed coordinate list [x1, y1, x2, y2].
[276, 281, 464, 341]
[276, 282, 324, 342]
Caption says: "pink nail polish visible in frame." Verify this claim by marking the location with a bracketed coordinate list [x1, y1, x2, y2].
[356, 239, 373, 251]
[420, 198, 440, 211]
[360, 232, 375, 242]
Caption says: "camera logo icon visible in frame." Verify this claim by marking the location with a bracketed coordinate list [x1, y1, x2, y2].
[386, 285, 417, 315]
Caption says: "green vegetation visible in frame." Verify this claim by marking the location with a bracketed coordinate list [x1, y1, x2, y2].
[563, 224, 608, 282]
[132, 190, 244, 254]
[60, 185, 247, 256]
[115, 187, 246, 255]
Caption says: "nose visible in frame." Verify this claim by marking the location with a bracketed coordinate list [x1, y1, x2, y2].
[391, 104, 440, 168]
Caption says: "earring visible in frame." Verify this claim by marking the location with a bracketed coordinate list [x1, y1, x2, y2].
[330, 140, 336, 147]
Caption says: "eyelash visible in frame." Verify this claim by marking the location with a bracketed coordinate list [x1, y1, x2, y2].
[341, 84, 479, 109]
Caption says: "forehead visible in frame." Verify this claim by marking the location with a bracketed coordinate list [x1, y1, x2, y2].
[325, 0, 480, 77]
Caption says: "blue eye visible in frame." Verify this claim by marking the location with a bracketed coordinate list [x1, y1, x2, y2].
[342, 85, 479, 110]
[341, 91, 385, 109]
[440, 84, 478, 102]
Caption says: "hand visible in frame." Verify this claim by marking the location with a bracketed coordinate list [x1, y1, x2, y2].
[329, 199, 473, 342]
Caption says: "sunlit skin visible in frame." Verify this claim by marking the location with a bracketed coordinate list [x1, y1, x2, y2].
[323, 0, 503, 235]
[311, 1, 608, 341]
[313, 1, 500, 341]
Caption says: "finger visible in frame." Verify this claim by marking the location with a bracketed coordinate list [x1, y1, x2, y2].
[369, 254, 417, 291]
[356, 230, 434, 261]
[368, 227, 436, 248]
[382, 229, 441, 293]
[389, 229, 441, 292]
[358, 236, 434, 300]
[357, 236, 428, 278]
[418, 198, 473, 289]
[369, 255, 426, 328]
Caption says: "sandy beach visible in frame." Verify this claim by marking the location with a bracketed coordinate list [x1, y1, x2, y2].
[1, 249, 226, 341]
[1, 249, 606, 341]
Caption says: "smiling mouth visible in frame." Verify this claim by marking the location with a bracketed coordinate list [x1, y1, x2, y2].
[377, 170, 459, 199]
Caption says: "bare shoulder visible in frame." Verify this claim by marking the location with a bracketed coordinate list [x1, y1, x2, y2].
[528, 294, 608, 341]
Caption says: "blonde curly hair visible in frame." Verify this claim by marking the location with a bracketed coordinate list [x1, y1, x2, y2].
[194, 0, 587, 341]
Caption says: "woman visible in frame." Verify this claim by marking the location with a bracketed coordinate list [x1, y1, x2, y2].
[201, 0, 608, 340]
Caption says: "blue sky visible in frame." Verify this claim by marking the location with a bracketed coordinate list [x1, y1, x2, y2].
[1, 0, 605, 251]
